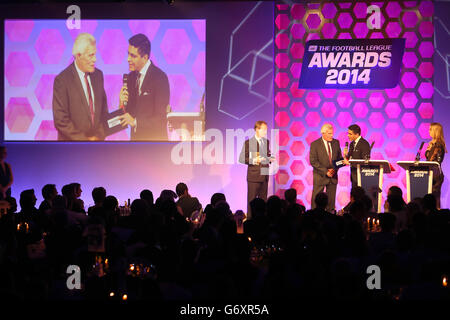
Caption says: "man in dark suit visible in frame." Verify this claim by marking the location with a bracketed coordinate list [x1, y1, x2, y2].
[175, 182, 202, 219]
[53, 33, 109, 141]
[119, 34, 170, 141]
[38, 184, 58, 214]
[239, 121, 274, 219]
[309, 123, 343, 212]
[343, 124, 371, 189]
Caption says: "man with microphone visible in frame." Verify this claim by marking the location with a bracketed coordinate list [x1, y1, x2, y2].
[343, 124, 371, 189]
[118, 33, 170, 140]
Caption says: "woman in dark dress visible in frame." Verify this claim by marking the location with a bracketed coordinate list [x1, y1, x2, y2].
[425, 123, 447, 209]
[0, 146, 13, 200]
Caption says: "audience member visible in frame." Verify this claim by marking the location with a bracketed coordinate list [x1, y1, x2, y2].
[140, 189, 154, 209]
[87, 187, 106, 215]
[284, 188, 305, 214]
[385, 186, 407, 232]
[39, 184, 58, 214]
[175, 183, 202, 219]
[211, 193, 226, 208]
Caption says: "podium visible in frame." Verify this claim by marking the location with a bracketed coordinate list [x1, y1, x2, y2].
[349, 159, 392, 213]
[397, 161, 440, 202]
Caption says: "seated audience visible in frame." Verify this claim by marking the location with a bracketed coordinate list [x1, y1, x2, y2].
[1, 178, 449, 301]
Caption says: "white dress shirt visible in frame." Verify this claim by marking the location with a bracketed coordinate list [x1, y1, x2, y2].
[252, 135, 263, 164]
[322, 137, 332, 159]
[74, 61, 95, 113]
[255, 135, 263, 146]
[137, 59, 151, 96]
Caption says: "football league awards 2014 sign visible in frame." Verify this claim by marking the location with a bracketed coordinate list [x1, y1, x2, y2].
[298, 38, 405, 89]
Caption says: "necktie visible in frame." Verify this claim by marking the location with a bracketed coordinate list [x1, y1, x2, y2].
[136, 73, 141, 96]
[84, 73, 94, 124]
[327, 141, 332, 165]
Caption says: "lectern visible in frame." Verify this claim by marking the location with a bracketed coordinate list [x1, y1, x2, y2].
[397, 161, 440, 202]
[349, 159, 392, 213]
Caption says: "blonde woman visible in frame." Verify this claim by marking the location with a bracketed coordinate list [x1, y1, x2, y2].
[425, 123, 447, 208]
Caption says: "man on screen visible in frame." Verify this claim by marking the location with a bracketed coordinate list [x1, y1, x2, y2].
[343, 124, 371, 189]
[118, 34, 170, 140]
[52, 33, 109, 141]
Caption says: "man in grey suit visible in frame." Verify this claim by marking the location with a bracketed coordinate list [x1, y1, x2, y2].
[239, 121, 274, 219]
[53, 33, 109, 141]
[309, 123, 343, 212]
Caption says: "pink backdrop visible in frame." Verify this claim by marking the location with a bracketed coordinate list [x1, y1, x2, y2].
[274, 1, 434, 209]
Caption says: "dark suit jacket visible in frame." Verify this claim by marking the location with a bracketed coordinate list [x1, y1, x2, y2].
[38, 200, 52, 213]
[348, 137, 371, 184]
[309, 138, 343, 186]
[176, 195, 202, 218]
[52, 62, 109, 140]
[126, 62, 170, 141]
[239, 136, 271, 182]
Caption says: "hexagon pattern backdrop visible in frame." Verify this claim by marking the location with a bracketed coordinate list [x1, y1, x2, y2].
[4, 19, 205, 141]
[274, 1, 434, 209]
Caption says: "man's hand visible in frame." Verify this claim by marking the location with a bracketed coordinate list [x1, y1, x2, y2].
[119, 86, 129, 107]
[343, 158, 350, 165]
[255, 156, 262, 165]
[118, 112, 136, 127]
[326, 169, 335, 177]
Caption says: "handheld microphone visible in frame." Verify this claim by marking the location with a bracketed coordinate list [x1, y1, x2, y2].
[122, 74, 128, 109]
[415, 141, 425, 161]
[344, 141, 349, 158]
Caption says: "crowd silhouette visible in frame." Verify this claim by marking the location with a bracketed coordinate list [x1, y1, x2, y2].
[0, 182, 449, 300]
